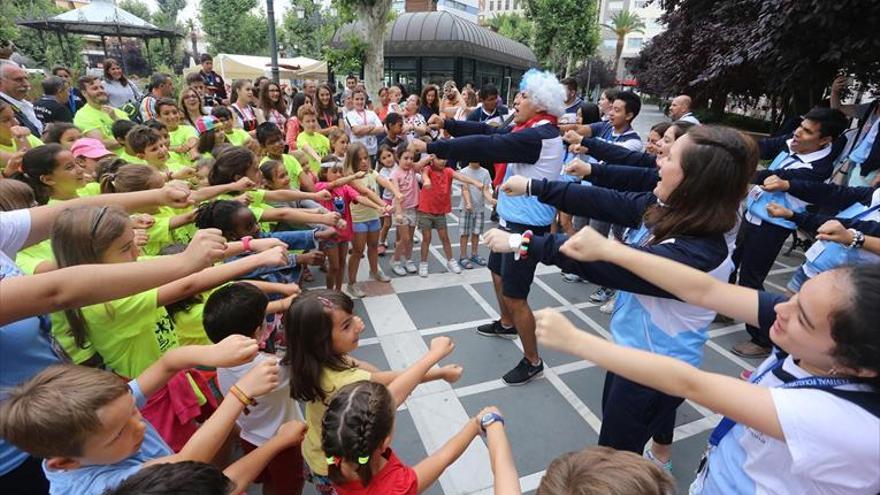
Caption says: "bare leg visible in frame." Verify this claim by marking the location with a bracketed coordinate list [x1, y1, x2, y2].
[348, 232, 367, 284]
[491, 271, 513, 327]
[505, 296, 539, 363]
[420, 228, 432, 262]
[460, 234, 468, 260]
[366, 229, 380, 273]
[651, 442, 672, 463]
[334, 243, 348, 291]
[437, 228, 453, 260]
[324, 246, 338, 290]
[470, 233, 479, 258]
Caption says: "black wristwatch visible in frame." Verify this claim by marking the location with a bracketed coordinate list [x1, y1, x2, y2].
[847, 229, 865, 249]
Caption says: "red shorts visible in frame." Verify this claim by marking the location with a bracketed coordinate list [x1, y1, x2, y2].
[241, 438, 305, 494]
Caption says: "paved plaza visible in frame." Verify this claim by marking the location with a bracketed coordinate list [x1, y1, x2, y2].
[295, 112, 806, 494]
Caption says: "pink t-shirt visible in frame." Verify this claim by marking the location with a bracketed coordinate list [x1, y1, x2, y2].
[315, 182, 359, 242]
[418, 167, 454, 215]
[390, 167, 420, 209]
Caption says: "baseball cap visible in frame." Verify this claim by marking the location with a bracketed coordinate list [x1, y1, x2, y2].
[70, 138, 113, 159]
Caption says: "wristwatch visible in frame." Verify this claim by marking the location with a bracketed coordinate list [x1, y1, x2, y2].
[847, 229, 865, 249]
[507, 233, 523, 251]
[480, 412, 505, 434]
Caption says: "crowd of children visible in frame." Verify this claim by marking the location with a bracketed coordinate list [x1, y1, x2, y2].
[0, 54, 878, 495]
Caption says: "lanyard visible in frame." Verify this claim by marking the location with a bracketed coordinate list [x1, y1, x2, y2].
[708, 358, 861, 446]
[851, 203, 880, 221]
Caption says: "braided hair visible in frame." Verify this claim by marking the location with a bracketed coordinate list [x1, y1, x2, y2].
[321, 381, 396, 486]
[194, 199, 252, 240]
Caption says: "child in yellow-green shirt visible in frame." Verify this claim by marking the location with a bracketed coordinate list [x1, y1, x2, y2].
[295, 106, 330, 175]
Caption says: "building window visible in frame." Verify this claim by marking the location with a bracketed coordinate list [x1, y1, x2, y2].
[608, 1, 623, 11]
[634, 0, 648, 8]
[626, 37, 643, 49]
[602, 39, 616, 49]
[489, 0, 493, 10]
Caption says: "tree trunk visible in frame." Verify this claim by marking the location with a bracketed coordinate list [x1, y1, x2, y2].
[613, 36, 624, 80]
[357, 0, 392, 104]
[565, 52, 574, 78]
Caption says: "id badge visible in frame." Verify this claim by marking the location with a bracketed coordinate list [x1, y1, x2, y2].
[747, 185, 763, 202]
[804, 240, 826, 262]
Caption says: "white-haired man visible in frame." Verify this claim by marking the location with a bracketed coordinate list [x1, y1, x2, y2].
[668, 95, 699, 124]
[411, 70, 565, 385]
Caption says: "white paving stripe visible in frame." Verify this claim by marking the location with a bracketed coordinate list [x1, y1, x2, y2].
[360, 292, 494, 494]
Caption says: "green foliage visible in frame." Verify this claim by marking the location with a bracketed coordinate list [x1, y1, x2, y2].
[601, 9, 645, 74]
[200, 0, 270, 56]
[485, 13, 533, 47]
[523, 0, 600, 72]
[0, 0, 84, 70]
[280, 0, 332, 59]
[119, 0, 153, 23]
[325, 33, 366, 77]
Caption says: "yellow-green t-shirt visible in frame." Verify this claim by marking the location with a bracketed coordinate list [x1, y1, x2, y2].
[220, 189, 270, 223]
[0, 134, 43, 154]
[171, 299, 211, 347]
[51, 288, 179, 378]
[225, 128, 251, 146]
[77, 182, 102, 197]
[141, 207, 176, 256]
[350, 170, 381, 223]
[115, 148, 147, 164]
[295, 132, 330, 174]
[303, 366, 371, 475]
[74, 104, 130, 141]
[168, 125, 199, 167]
[15, 239, 53, 275]
[261, 154, 303, 189]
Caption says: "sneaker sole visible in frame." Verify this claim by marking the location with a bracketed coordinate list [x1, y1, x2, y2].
[730, 349, 771, 359]
[475, 329, 519, 340]
[503, 370, 543, 386]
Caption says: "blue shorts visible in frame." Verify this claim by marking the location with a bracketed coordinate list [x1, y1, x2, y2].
[487, 221, 551, 299]
[352, 218, 381, 233]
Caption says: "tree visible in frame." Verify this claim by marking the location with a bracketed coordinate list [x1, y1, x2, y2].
[631, 0, 880, 123]
[575, 56, 614, 96]
[1, 0, 84, 69]
[118, 0, 153, 23]
[280, 0, 336, 59]
[523, 0, 600, 76]
[200, 0, 271, 56]
[332, 0, 393, 102]
[601, 9, 645, 77]
[485, 13, 534, 47]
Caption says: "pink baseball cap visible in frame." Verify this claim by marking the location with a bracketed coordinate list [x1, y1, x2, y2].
[71, 138, 113, 159]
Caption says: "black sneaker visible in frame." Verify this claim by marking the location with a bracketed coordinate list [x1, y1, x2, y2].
[476, 320, 518, 340]
[502, 358, 543, 386]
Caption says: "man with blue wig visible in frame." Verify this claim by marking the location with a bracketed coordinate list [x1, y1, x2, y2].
[412, 70, 566, 385]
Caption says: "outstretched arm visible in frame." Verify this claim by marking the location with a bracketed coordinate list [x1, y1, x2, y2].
[412, 416, 481, 493]
[535, 309, 782, 439]
[223, 421, 307, 493]
[551, 226, 761, 326]
[0, 229, 227, 325]
[367, 336, 459, 407]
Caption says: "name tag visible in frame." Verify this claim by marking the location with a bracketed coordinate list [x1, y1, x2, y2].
[748, 185, 763, 202]
[804, 240, 826, 262]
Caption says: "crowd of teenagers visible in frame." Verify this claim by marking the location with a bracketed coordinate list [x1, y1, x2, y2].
[0, 49, 878, 495]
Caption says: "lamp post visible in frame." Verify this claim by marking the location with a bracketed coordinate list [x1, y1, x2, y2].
[266, 0, 280, 84]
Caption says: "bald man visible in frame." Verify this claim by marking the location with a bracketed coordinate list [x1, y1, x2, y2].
[668, 95, 699, 124]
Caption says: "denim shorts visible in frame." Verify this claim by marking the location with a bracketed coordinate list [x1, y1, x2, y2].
[352, 218, 381, 233]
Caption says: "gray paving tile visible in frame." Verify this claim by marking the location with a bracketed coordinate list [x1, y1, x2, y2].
[700, 346, 749, 377]
[539, 311, 598, 367]
[350, 340, 390, 371]
[670, 429, 712, 494]
[400, 286, 490, 328]
[460, 380, 599, 476]
[389, 411, 444, 495]
[427, 327, 525, 388]
[352, 298, 376, 339]
[535, 272, 598, 305]
[710, 329, 767, 367]
[470, 280, 560, 314]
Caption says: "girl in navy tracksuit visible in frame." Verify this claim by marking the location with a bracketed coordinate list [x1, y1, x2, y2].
[489, 126, 758, 457]
[765, 180, 880, 292]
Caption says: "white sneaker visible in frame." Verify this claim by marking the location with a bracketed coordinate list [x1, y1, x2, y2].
[447, 258, 462, 274]
[370, 270, 391, 282]
[418, 262, 429, 277]
[405, 260, 418, 274]
[599, 296, 616, 314]
[345, 284, 365, 298]
[413, 232, 422, 244]
[390, 261, 407, 276]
